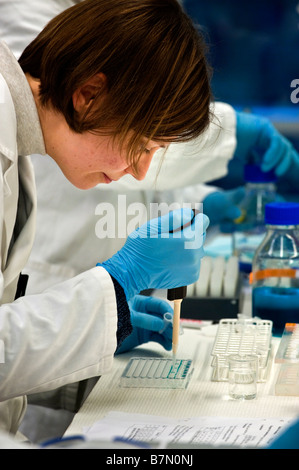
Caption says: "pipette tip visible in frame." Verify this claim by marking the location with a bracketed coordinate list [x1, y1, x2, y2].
[172, 347, 177, 367]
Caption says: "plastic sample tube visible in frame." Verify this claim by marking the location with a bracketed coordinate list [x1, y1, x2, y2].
[224, 256, 239, 298]
[209, 256, 225, 297]
[195, 256, 213, 297]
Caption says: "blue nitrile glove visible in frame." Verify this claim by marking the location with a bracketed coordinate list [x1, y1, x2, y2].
[203, 187, 245, 226]
[115, 295, 173, 354]
[98, 208, 209, 300]
[267, 418, 299, 449]
[235, 111, 299, 177]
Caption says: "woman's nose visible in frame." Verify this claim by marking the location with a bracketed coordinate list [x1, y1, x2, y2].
[126, 149, 156, 181]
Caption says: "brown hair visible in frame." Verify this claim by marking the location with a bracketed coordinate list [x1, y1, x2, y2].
[19, 0, 212, 166]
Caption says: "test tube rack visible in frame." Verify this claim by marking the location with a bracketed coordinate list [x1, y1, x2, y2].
[275, 323, 299, 396]
[275, 323, 299, 363]
[210, 318, 273, 382]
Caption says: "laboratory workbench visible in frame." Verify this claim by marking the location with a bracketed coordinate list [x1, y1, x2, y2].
[65, 321, 299, 443]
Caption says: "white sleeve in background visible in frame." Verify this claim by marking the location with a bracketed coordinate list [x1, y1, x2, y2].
[0, 267, 118, 401]
[154, 184, 218, 212]
[0, 0, 76, 59]
[108, 102, 237, 192]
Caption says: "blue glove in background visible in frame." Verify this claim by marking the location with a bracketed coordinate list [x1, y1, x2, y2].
[235, 111, 299, 177]
[116, 295, 173, 354]
[203, 187, 245, 226]
[267, 418, 299, 449]
[99, 208, 210, 300]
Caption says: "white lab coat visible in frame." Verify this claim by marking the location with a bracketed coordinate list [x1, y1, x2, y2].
[0, 0, 78, 60]
[0, 38, 236, 433]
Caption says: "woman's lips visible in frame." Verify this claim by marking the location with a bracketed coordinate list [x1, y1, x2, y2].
[103, 173, 112, 184]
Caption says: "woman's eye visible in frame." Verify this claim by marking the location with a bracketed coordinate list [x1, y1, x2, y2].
[139, 146, 151, 155]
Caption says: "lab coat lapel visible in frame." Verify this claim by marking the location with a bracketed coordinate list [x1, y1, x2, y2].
[2, 159, 19, 267]
[0, 73, 18, 276]
[1, 155, 36, 302]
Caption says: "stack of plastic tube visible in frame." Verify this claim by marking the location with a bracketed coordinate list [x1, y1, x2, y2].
[186, 256, 239, 299]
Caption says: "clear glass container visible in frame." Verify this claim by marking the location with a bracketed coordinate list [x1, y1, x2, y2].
[232, 164, 277, 273]
[251, 202, 299, 335]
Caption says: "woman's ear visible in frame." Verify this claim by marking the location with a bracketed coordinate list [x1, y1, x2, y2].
[72, 72, 107, 114]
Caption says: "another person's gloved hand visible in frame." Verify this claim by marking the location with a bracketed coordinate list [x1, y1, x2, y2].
[235, 111, 299, 177]
[116, 295, 173, 354]
[267, 418, 299, 449]
[98, 208, 209, 300]
[203, 187, 245, 226]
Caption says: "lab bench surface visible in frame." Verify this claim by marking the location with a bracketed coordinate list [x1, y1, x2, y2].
[65, 324, 299, 439]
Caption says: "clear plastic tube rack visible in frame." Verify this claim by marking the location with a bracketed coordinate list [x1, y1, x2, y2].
[211, 318, 273, 382]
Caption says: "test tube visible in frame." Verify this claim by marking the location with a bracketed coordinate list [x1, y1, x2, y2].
[159, 312, 173, 334]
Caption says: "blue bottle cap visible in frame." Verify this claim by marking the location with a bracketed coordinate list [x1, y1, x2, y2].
[244, 164, 277, 183]
[265, 202, 299, 225]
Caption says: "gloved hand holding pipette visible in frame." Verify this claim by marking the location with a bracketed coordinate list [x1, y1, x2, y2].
[98, 208, 209, 301]
[115, 295, 174, 354]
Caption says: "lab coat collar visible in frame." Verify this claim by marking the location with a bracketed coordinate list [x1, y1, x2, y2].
[0, 41, 46, 158]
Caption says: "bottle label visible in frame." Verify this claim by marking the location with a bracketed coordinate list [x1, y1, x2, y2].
[250, 268, 299, 284]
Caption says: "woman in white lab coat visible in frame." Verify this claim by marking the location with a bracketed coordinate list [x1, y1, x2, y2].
[0, 0, 239, 435]
[3, 0, 237, 438]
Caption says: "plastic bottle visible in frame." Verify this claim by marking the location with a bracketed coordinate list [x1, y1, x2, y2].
[232, 164, 277, 273]
[250, 202, 299, 335]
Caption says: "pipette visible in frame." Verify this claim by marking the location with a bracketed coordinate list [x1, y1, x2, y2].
[167, 286, 187, 358]
[167, 209, 198, 359]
